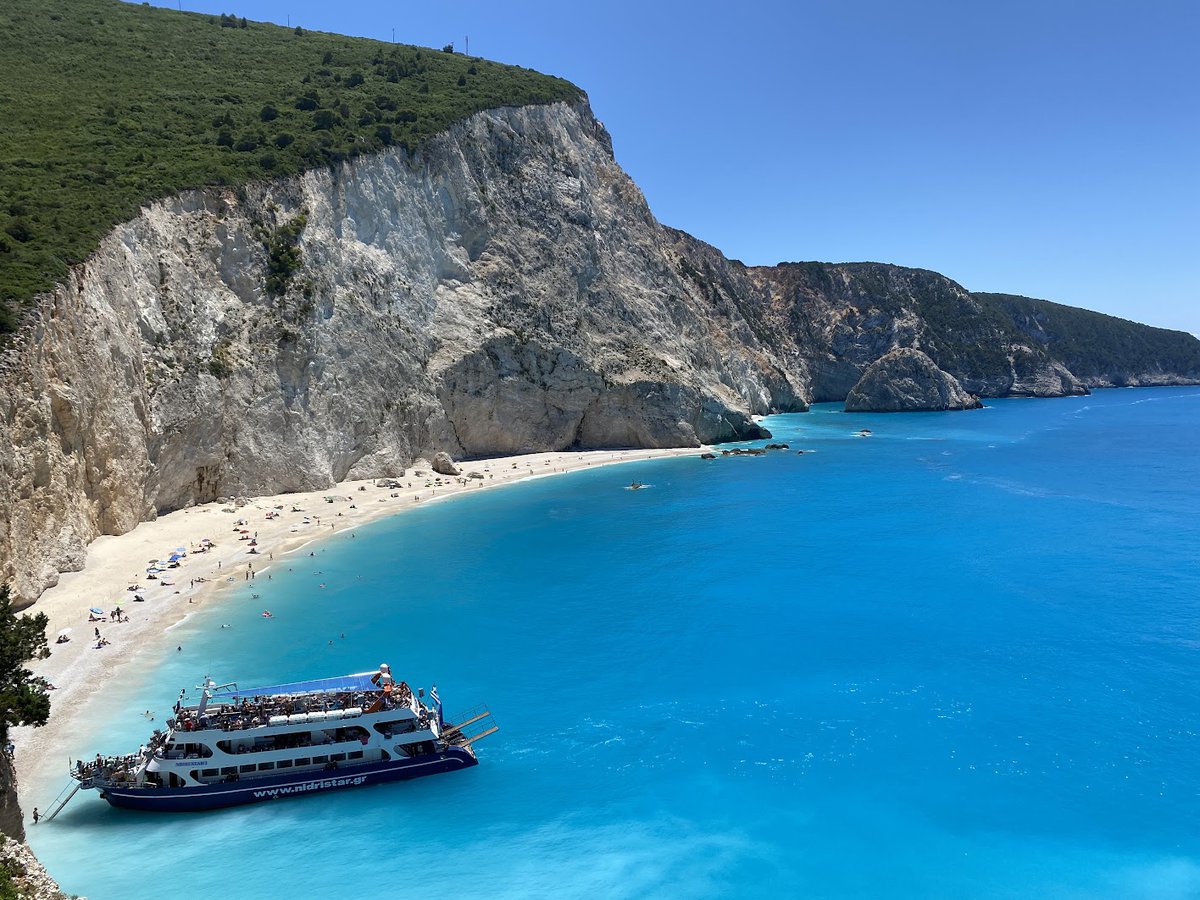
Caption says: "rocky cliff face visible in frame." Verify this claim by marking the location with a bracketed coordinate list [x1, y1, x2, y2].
[0, 753, 23, 841]
[746, 262, 1089, 401]
[980, 292, 1200, 387]
[845, 347, 983, 412]
[3, 99, 1198, 606]
[0, 101, 802, 604]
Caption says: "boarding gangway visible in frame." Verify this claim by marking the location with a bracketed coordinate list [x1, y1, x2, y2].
[43, 780, 82, 822]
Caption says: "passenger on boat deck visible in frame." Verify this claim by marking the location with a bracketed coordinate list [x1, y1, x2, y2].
[371, 664, 395, 690]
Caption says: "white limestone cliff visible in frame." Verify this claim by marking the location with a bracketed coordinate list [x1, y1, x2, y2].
[0, 101, 804, 603]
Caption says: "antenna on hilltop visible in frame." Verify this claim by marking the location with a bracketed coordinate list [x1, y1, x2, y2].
[465, 35, 469, 55]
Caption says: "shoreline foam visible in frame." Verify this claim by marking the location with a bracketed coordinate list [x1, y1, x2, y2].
[11, 446, 699, 810]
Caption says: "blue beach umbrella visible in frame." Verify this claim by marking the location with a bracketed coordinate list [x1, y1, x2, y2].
[89, 607, 104, 615]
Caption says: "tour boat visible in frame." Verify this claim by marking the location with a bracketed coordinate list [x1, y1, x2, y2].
[67, 666, 497, 812]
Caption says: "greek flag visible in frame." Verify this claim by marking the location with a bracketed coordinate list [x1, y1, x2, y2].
[429, 684, 440, 706]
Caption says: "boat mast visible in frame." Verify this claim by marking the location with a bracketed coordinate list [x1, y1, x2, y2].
[195, 676, 237, 718]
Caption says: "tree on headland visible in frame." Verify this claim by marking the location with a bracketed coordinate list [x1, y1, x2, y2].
[0, 585, 51, 740]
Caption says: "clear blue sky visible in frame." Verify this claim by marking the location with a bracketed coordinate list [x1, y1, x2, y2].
[146, 0, 1198, 334]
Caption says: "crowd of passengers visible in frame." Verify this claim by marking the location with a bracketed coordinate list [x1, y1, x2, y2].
[76, 750, 144, 783]
[171, 682, 416, 733]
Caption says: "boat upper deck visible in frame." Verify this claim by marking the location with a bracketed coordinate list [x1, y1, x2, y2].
[174, 674, 420, 736]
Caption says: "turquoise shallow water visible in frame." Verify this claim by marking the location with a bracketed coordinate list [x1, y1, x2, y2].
[28, 387, 1200, 898]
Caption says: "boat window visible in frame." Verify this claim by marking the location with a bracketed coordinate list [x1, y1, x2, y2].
[258, 762, 275, 771]
[217, 726, 354, 754]
[202, 769, 219, 778]
[277, 759, 292, 769]
[295, 758, 310, 767]
[330, 753, 346, 762]
[348, 751, 363, 760]
[239, 764, 255, 774]
[312, 755, 327, 764]
[220, 767, 236, 776]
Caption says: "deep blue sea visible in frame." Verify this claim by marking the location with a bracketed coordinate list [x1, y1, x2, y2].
[27, 388, 1200, 898]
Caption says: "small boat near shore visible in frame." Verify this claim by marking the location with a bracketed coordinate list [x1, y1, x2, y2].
[64, 665, 496, 813]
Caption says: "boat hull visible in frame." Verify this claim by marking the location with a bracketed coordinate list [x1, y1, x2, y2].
[94, 748, 477, 812]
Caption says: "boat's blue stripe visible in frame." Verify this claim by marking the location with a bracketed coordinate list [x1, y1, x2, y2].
[105, 758, 450, 801]
[92, 750, 477, 811]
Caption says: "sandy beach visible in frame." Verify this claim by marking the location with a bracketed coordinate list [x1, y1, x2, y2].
[11, 446, 700, 805]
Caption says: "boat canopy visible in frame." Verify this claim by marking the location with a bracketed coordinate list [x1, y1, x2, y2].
[207, 672, 380, 701]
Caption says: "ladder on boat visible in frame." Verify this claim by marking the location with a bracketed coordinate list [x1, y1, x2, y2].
[442, 704, 499, 748]
[43, 780, 82, 822]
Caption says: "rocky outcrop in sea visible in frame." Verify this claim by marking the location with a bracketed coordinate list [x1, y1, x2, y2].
[844, 347, 983, 412]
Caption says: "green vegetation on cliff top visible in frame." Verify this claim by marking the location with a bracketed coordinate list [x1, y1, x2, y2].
[979, 292, 1200, 380]
[0, 0, 581, 328]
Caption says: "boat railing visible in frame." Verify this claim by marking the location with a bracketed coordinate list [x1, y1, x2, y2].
[74, 750, 146, 782]
[174, 689, 385, 733]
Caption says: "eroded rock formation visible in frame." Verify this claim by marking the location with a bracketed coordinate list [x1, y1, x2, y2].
[845, 347, 983, 412]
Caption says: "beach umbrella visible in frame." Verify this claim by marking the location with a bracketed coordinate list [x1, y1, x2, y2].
[89, 607, 104, 615]
[175, 547, 186, 554]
